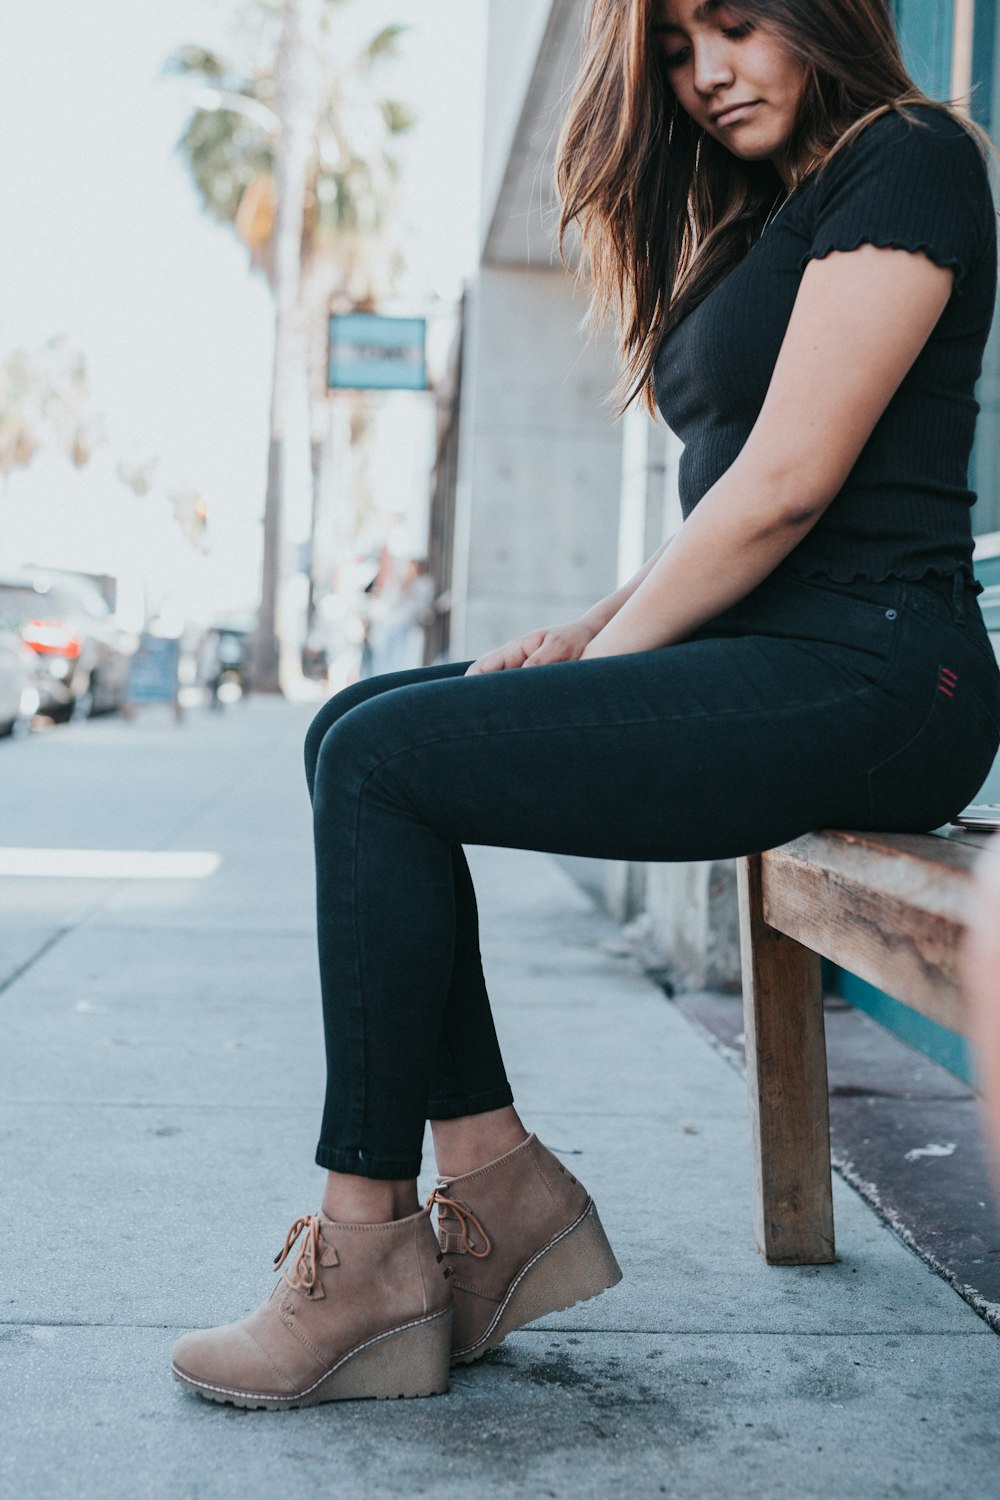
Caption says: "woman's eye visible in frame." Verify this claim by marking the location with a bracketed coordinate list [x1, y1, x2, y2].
[657, 19, 754, 68]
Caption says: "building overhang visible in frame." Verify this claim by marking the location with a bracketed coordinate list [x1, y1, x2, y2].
[482, 0, 585, 268]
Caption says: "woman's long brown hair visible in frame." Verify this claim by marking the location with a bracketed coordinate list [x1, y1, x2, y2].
[556, 0, 995, 414]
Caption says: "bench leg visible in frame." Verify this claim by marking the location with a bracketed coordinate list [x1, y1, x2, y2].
[737, 855, 835, 1264]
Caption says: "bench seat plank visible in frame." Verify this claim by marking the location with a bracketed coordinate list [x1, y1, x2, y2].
[760, 830, 979, 1034]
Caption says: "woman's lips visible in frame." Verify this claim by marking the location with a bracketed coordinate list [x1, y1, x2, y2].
[713, 101, 761, 128]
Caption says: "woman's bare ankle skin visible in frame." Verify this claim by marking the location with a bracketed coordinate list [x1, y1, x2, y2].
[321, 1172, 420, 1224]
[430, 1105, 530, 1179]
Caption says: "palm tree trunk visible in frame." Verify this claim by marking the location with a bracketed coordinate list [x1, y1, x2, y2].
[251, 0, 324, 692]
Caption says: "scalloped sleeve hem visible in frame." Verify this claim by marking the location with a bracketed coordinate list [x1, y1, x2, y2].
[798, 236, 967, 295]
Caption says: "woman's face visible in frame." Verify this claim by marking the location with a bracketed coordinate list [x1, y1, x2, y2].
[654, 1, 809, 185]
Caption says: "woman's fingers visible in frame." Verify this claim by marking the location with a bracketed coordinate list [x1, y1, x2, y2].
[525, 635, 575, 665]
[465, 635, 538, 675]
[523, 626, 589, 667]
[465, 626, 595, 674]
[465, 651, 503, 675]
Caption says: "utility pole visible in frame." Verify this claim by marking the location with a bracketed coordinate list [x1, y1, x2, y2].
[251, 0, 324, 692]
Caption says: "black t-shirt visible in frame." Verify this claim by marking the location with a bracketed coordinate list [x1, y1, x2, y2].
[653, 104, 998, 583]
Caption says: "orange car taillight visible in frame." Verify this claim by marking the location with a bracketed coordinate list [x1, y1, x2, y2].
[21, 620, 82, 658]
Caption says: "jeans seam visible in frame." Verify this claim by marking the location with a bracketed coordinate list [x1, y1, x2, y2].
[931, 617, 1000, 671]
[865, 681, 942, 825]
[351, 663, 906, 783]
[348, 784, 368, 1162]
[897, 607, 1000, 695]
[898, 590, 999, 667]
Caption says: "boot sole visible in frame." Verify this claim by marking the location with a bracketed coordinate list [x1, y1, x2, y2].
[452, 1199, 622, 1365]
[171, 1304, 453, 1409]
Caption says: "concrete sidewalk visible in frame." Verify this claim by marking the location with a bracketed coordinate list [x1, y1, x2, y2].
[1, 697, 998, 1499]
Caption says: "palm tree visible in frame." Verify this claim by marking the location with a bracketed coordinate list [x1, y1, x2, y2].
[166, 0, 414, 689]
[0, 336, 101, 501]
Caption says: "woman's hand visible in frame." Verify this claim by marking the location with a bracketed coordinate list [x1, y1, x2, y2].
[464, 618, 597, 675]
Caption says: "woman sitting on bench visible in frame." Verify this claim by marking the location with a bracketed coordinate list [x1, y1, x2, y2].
[172, 0, 1000, 1411]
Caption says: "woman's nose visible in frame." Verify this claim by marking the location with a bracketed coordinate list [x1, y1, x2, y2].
[693, 39, 735, 95]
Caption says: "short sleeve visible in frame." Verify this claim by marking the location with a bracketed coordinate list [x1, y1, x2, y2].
[799, 106, 993, 294]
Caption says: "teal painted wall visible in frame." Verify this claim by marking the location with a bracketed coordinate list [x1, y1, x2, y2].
[892, 0, 1000, 532]
[971, 0, 997, 128]
[832, 967, 975, 1084]
[894, 0, 954, 98]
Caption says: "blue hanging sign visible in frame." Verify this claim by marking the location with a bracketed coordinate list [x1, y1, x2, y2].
[327, 312, 428, 392]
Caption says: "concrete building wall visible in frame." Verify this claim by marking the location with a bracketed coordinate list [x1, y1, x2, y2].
[451, 264, 622, 659]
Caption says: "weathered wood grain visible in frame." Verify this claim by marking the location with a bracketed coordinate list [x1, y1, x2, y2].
[737, 855, 835, 1265]
[759, 830, 988, 1034]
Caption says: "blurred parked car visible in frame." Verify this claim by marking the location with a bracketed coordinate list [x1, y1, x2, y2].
[0, 570, 138, 721]
[0, 628, 41, 737]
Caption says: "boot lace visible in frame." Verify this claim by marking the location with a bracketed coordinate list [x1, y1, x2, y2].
[273, 1214, 323, 1295]
[425, 1190, 492, 1259]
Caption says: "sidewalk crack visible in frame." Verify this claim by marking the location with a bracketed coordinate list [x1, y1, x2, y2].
[0, 923, 82, 999]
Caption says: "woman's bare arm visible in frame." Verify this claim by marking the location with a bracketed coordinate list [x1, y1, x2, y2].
[582, 243, 956, 659]
[464, 537, 673, 673]
[578, 537, 673, 636]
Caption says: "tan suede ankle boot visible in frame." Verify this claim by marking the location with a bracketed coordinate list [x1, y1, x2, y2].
[171, 1205, 452, 1408]
[427, 1133, 622, 1365]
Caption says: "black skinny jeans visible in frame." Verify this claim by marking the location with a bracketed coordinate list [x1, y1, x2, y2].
[303, 570, 1000, 1179]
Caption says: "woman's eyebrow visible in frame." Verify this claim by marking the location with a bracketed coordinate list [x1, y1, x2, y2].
[655, 0, 724, 33]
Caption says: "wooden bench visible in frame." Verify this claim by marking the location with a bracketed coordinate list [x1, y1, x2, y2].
[736, 827, 990, 1264]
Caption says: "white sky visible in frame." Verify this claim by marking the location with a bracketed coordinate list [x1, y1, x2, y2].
[0, 0, 487, 617]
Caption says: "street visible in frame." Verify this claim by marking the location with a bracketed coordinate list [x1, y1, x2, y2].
[2, 698, 999, 1499]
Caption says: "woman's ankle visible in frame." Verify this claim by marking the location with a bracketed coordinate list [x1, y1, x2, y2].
[321, 1171, 420, 1224]
[429, 1106, 530, 1180]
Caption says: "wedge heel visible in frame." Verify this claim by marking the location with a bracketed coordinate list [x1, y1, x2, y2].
[172, 1305, 453, 1409]
[310, 1305, 453, 1404]
[454, 1199, 623, 1364]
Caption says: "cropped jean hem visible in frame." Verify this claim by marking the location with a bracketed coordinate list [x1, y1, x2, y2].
[315, 1086, 516, 1179]
[314, 1145, 425, 1180]
[426, 1083, 515, 1120]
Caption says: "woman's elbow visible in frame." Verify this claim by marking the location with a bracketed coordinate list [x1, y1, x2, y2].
[747, 491, 832, 540]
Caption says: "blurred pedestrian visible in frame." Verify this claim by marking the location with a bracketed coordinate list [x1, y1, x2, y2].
[173, 0, 1000, 1410]
[370, 557, 434, 675]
